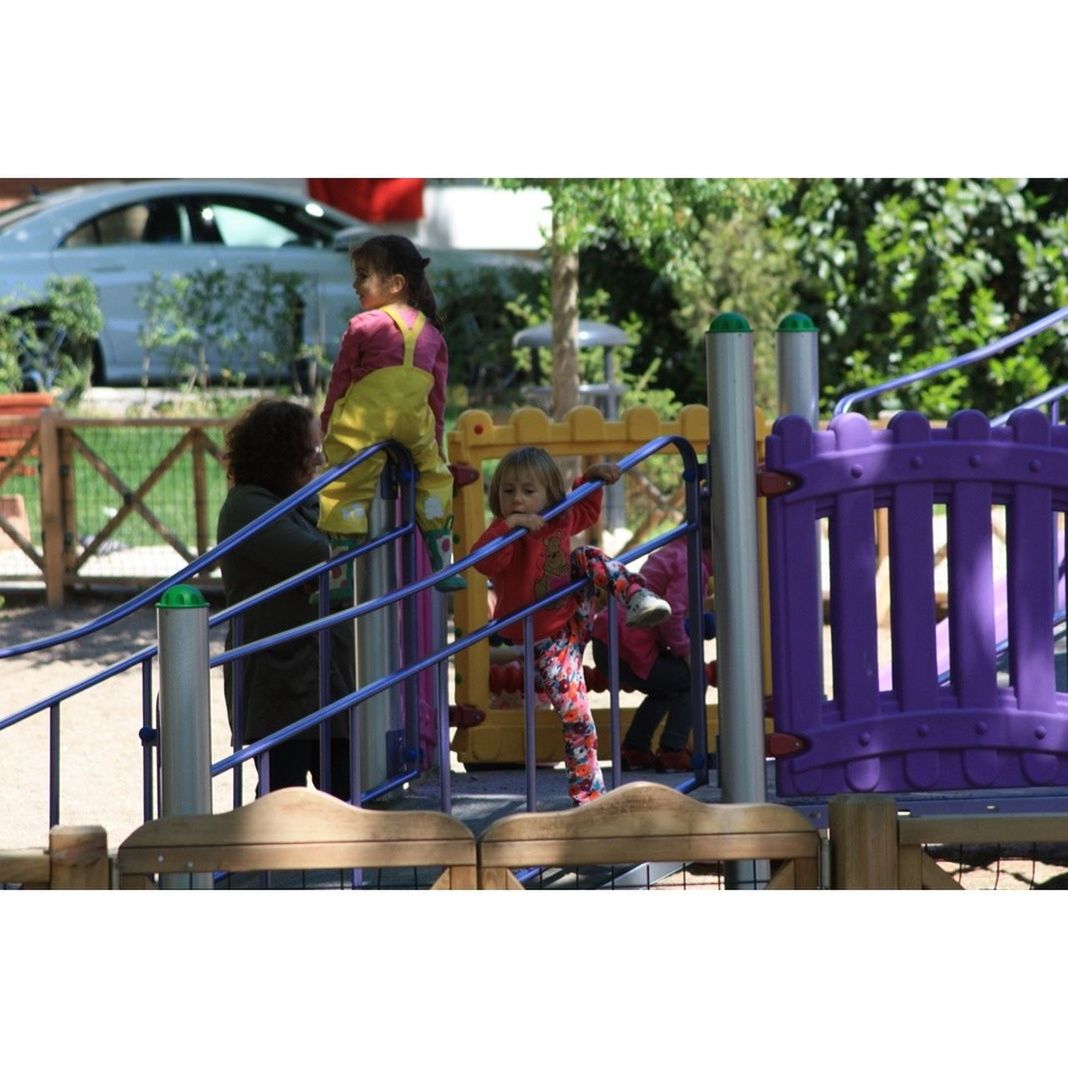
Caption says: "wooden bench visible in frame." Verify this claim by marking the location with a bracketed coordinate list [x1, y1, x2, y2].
[115, 787, 478, 889]
[477, 781, 821, 889]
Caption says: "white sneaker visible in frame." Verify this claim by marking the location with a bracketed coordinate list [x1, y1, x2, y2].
[625, 588, 671, 628]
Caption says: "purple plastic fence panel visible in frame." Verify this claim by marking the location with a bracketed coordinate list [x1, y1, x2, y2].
[765, 408, 1068, 796]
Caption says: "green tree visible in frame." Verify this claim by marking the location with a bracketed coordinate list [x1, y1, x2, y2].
[493, 179, 789, 417]
[779, 178, 1068, 418]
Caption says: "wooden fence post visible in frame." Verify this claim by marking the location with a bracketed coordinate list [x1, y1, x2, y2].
[828, 794, 900, 889]
[38, 406, 65, 608]
[49, 825, 110, 889]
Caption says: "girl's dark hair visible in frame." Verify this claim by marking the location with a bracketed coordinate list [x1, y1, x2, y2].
[351, 234, 443, 331]
[487, 446, 567, 518]
[223, 398, 315, 498]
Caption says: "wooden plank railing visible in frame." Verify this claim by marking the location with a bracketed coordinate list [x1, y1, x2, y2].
[829, 794, 1068, 888]
[477, 781, 821, 889]
[0, 825, 109, 889]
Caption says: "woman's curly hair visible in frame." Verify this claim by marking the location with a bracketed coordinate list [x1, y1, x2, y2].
[223, 398, 315, 498]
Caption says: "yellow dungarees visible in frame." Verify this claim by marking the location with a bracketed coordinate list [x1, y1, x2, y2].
[319, 304, 454, 537]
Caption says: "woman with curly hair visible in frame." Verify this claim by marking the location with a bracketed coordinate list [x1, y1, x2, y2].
[217, 397, 354, 797]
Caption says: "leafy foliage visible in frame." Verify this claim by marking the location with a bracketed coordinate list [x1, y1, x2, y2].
[0, 275, 103, 396]
[490, 180, 792, 415]
[778, 178, 1068, 418]
[137, 266, 312, 390]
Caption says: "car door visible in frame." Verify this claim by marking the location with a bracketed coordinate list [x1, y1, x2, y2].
[51, 195, 211, 384]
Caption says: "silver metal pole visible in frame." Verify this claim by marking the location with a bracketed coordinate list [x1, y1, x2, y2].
[776, 312, 820, 426]
[353, 478, 402, 794]
[776, 312, 826, 726]
[706, 313, 769, 889]
[156, 583, 213, 890]
[434, 593, 452, 814]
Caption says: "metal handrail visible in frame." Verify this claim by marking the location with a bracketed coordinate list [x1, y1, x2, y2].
[211, 433, 709, 810]
[3, 430, 707, 833]
[834, 305, 1068, 417]
[991, 382, 1068, 428]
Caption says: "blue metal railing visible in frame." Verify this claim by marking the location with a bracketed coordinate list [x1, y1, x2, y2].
[834, 305, 1068, 418]
[2, 430, 709, 837]
[0, 439, 417, 830]
[211, 432, 709, 814]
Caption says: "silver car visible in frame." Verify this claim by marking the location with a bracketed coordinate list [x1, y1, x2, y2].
[0, 179, 519, 387]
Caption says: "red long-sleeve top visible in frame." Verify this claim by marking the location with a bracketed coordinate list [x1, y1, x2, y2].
[472, 479, 602, 644]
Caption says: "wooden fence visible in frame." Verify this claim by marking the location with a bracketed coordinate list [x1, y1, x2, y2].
[0, 406, 229, 607]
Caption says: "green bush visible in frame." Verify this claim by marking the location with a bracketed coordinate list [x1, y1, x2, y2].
[137, 265, 312, 390]
[0, 275, 103, 397]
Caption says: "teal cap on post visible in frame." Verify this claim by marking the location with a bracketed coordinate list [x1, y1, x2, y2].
[157, 583, 208, 609]
[777, 312, 816, 333]
[708, 312, 752, 334]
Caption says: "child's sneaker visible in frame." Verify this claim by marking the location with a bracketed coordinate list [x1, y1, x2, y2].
[655, 746, 693, 773]
[625, 588, 671, 628]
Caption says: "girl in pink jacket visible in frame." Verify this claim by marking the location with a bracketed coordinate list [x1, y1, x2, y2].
[591, 506, 713, 773]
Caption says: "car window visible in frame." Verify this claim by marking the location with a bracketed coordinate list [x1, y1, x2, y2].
[62, 200, 189, 247]
[190, 196, 341, 250]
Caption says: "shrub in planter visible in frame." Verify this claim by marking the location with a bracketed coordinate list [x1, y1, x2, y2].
[0, 275, 103, 396]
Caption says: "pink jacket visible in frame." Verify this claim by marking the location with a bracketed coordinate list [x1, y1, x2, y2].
[591, 536, 712, 680]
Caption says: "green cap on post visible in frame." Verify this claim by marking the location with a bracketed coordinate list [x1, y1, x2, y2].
[777, 312, 816, 333]
[708, 312, 752, 334]
[157, 583, 208, 609]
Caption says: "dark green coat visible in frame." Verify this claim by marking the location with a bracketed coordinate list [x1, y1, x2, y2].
[217, 483, 354, 743]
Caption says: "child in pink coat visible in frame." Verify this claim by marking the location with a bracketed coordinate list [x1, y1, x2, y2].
[591, 504, 713, 773]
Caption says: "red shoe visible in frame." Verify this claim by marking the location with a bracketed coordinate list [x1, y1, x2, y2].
[655, 746, 693, 773]
[620, 744, 657, 771]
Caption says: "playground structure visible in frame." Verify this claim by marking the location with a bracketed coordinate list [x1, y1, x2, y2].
[447, 402, 747, 767]
[5, 304, 1068, 887]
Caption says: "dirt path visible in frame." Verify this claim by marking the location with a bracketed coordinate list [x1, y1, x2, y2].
[0, 592, 237, 850]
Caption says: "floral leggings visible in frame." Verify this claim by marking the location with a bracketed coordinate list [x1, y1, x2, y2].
[532, 545, 645, 805]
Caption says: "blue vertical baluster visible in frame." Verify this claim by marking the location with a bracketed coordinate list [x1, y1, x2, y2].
[523, 616, 538, 811]
[49, 702, 60, 829]
[141, 659, 154, 822]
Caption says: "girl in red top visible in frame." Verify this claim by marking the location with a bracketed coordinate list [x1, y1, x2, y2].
[472, 446, 671, 804]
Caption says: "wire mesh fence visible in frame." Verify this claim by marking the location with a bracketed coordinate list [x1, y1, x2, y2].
[0, 414, 230, 593]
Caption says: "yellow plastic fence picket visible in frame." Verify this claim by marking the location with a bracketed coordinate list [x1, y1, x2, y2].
[447, 404, 771, 767]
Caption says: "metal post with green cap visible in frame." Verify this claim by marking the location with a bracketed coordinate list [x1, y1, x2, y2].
[706, 313, 769, 889]
[156, 583, 213, 888]
[776, 312, 820, 426]
[776, 314, 827, 844]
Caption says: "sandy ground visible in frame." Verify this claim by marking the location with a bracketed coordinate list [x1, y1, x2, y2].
[0, 591, 239, 850]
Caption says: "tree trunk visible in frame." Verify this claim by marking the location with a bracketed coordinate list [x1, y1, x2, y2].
[549, 211, 580, 419]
